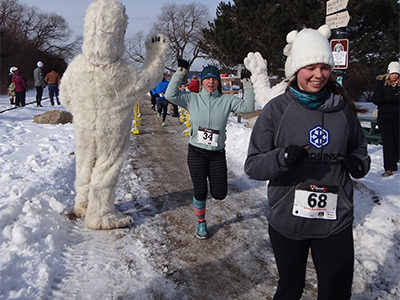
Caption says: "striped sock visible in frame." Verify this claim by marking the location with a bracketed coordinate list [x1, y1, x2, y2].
[193, 197, 206, 223]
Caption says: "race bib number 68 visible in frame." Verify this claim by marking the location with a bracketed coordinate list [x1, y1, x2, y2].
[292, 183, 338, 220]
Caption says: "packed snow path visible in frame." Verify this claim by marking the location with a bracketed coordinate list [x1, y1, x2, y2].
[50, 99, 321, 299]
[2, 94, 399, 299]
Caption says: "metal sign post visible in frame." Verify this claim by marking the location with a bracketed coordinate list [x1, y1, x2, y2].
[326, 0, 350, 84]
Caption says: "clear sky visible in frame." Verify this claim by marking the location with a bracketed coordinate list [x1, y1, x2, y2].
[17, 0, 230, 39]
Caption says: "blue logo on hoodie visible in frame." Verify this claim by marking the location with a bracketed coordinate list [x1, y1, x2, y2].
[309, 125, 329, 149]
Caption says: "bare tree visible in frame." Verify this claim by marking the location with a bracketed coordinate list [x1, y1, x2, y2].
[125, 31, 146, 67]
[0, 0, 80, 92]
[152, 2, 211, 70]
[0, 0, 79, 59]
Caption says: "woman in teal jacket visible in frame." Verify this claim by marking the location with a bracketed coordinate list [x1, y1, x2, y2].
[165, 60, 255, 239]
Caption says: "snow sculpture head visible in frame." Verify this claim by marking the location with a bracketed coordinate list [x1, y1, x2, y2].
[283, 24, 334, 80]
[82, 0, 128, 66]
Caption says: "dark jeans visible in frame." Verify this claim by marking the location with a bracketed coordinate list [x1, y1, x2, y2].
[187, 143, 227, 201]
[15, 91, 26, 107]
[36, 86, 43, 106]
[378, 115, 399, 171]
[156, 99, 168, 122]
[269, 225, 354, 300]
[48, 84, 60, 105]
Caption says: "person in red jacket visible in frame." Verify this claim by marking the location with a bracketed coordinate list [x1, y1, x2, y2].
[11, 69, 27, 107]
[187, 75, 200, 93]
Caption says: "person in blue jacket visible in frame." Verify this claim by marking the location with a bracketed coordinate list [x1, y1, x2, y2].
[244, 25, 370, 300]
[165, 59, 255, 239]
[154, 74, 170, 126]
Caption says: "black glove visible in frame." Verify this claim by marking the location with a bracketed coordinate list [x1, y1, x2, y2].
[342, 155, 364, 179]
[240, 68, 252, 80]
[284, 145, 308, 167]
[178, 59, 189, 70]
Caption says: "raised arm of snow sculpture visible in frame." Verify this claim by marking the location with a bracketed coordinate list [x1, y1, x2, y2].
[60, 0, 168, 230]
[244, 52, 287, 107]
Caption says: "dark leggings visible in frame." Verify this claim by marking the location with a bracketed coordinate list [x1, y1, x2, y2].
[269, 225, 354, 300]
[156, 99, 168, 122]
[36, 86, 43, 105]
[378, 115, 399, 171]
[187, 143, 227, 201]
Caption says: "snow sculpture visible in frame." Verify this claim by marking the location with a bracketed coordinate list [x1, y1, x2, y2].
[244, 52, 288, 108]
[60, 0, 168, 229]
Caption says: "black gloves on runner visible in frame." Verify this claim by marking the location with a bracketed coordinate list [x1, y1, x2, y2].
[240, 68, 252, 80]
[178, 59, 189, 70]
[342, 155, 364, 178]
[284, 145, 308, 167]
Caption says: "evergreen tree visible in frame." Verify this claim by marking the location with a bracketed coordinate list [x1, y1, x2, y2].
[202, 0, 399, 100]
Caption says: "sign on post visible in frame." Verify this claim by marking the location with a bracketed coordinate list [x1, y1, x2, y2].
[326, 0, 349, 15]
[325, 11, 350, 29]
[330, 39, 349, 69]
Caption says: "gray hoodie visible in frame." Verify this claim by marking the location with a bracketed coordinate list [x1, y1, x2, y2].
[245, 89, 370, 240]
[33, 67, 46, 87]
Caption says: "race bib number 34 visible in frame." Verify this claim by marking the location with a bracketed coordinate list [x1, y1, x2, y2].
[292, 183, 338, 220]
[197, 127, 219, 147]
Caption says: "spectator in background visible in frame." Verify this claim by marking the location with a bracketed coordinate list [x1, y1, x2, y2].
[8, 66, 18, 105]
[11, 69, 27, 107]
[45, 67, 61, 105]
[33, 61, 46, 107]
[149, 89, 157, 111]
[154, 74, 170, 126]
[372, 61, 400, 177]
[187, 74, 200, 93]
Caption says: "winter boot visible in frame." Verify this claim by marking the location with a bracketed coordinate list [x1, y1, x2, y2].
[382, 170, 393, 177]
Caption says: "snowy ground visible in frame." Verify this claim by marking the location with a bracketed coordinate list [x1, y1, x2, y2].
[0, 90, 399, 299]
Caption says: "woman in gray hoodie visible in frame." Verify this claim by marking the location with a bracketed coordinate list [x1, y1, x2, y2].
[244, 25, 370, 300]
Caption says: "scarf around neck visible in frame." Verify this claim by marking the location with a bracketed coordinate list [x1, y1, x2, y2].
[289, 83, 330, 109]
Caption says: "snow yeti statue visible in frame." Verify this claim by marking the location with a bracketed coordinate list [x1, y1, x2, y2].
[60, 0, 168, 230]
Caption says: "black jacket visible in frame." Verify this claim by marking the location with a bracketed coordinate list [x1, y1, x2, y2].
[372, 76, 400, 120]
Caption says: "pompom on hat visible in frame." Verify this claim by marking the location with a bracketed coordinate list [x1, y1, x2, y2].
[387, 61, 400, 74]
[283, 24, 334, 79]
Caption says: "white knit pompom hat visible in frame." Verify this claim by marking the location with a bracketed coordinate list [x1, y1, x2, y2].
[387, 61, 400, 74]
[283, 24, 334, 79]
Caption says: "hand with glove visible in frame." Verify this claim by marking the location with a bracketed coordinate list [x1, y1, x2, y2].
[240, 68, 252, 80]
[284, 145, 309, 167]
[342, 155, 364, 179]
[177, 59, 189, 70]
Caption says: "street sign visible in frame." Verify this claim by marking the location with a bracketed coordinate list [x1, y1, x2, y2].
[326, 0, 349, 15]
[325, 10, 350, 29]
[330, 39, 349, 69]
